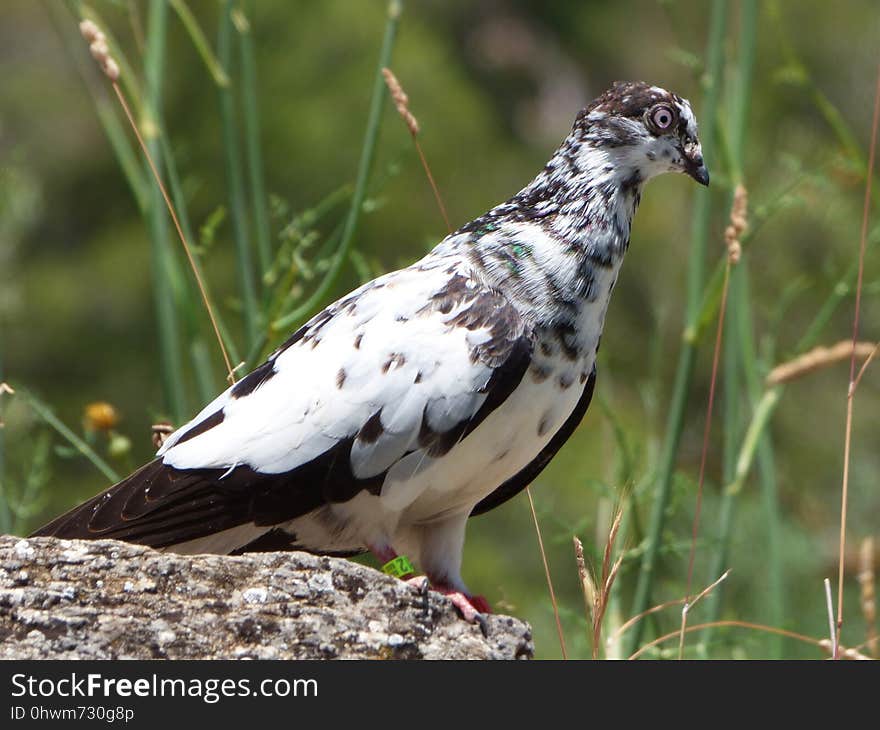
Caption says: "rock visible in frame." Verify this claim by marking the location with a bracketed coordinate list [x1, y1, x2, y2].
[0, 535, 532, 660]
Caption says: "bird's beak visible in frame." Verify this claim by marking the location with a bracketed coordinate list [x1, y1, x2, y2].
[682, 141, 709, 186]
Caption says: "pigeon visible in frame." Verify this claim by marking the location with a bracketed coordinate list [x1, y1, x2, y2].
[32, 81, 708, 627]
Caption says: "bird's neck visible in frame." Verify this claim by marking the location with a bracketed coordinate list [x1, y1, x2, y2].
[449, 141, 643, 331]
[514, 139, 643, 258]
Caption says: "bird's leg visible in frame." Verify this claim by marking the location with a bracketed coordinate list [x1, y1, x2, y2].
[368, 543, 416, 580]
[367, 544, 489, 635]
[368, 543, 429, 615]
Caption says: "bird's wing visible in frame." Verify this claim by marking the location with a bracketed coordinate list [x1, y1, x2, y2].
[33, 260, 533, 548]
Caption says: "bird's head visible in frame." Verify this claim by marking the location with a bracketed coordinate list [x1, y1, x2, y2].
[575, 80, 709, 187]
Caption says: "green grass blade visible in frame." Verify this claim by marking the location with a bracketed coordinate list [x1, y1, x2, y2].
[272, 0, 402, 334]
[144, 0, 188, 423]
[699, 0, 759, 656]
[236, 2, 273, 288]
[169, 0, 230, 87]
[95, 99, 149, 213]
[219, 0, 260, 351]
[626, 0, 728, 657]
[736, 267, 784, 656]
[156, 130, 220, 401]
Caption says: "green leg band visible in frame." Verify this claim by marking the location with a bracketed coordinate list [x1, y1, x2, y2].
[382, 555, 415, 578]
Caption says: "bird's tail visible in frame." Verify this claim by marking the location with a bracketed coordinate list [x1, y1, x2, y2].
[30, 459, 171, 545]
[29, 458, 361, 556]
[28, 458, 262, 550]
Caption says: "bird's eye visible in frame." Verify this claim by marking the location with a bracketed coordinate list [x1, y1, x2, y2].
[648, 104, 676, 132]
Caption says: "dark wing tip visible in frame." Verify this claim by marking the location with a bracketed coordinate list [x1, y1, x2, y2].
[29, 459, 168, 542]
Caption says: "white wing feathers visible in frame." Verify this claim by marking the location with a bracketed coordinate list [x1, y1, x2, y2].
[157, 262, 528, 499]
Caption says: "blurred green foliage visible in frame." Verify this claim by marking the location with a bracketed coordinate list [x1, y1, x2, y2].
[1, 0, 878, 659]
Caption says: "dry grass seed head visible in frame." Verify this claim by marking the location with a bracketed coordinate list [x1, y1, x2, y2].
[382, 67, 420, 136]
[766, 340, 878, 386]
[573, 536, 597, 619]
[79, 19, 119, 81]
[572, 504, 626, 659]
[724, 184, 747, 264]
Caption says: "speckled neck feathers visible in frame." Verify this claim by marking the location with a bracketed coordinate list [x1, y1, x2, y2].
[438, 117, 644, 339]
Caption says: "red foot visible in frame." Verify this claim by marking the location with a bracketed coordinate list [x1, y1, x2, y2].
[467, 594, 492, 615]
[368, 545, 492, 636]
[404, 577, 491, 634]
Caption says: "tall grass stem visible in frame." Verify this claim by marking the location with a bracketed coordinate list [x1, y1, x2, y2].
[156, 129, 219, 398]
[683, 262, 732, 612]
[144, 0, 188, 423]
[219, 0, 260, 351]
[113, 82, 237, 384]
[835, 62, 880, 657]
[168, 0, 230, 86]
[272, 0, 403, 333]
[526, 488, 567, 659]
[626, 0, 728, 656]
[237, 2, 273, 286]
[701, 0, 759, 650]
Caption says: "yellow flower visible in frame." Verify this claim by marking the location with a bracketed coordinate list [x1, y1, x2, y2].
[84, 401, 119, 432]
